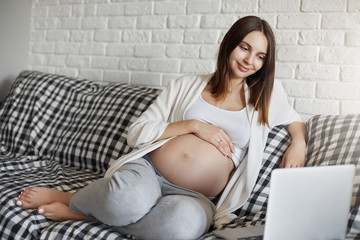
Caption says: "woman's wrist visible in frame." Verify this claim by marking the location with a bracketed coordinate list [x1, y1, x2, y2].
[286, 122, 307, 147]
[189, 120, 201, 135]
[291, 138, 306, 147]
[290, 139, 307, 155]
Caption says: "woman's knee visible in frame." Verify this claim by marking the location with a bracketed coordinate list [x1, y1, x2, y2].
[100, 170, 161, 226]
[72, 161, 161, 226]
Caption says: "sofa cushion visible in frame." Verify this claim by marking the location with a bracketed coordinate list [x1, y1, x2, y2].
[0, 70, 161, 174]
[306, 114, 360, 238]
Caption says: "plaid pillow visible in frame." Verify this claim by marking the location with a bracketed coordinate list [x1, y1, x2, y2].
[306, 114, 360, 239]
[0, 70, 161, 174]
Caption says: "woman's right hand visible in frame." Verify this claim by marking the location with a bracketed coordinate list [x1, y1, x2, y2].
[156, 120, 234, 158]
[192, 120, 235, 159]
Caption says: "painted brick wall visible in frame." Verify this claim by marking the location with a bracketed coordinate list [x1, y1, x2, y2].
[28, 0, 360, 118]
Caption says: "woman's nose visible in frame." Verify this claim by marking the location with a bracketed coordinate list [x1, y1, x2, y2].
[244, 54, 254, 65]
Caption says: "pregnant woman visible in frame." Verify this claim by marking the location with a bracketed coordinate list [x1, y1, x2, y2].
[16, 16, 306, 239]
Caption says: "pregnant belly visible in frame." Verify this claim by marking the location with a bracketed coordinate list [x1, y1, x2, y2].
[148, 134, 235, 197]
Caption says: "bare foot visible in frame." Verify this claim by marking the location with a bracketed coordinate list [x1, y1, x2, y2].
[16, 187, 74, 209]
[38, 202, 85, 222]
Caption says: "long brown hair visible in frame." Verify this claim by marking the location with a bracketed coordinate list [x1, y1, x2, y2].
[209, 16, 276, 127]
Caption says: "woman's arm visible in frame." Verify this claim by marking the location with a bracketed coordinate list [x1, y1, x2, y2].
[127, 78, 181, 148]
[128, 75, 234, 157]
[157, 120, 235, 158]
[280, 121, 307, 168]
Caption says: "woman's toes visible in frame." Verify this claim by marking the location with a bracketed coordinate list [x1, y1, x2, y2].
[38, 207, 45, 214]
[37, 202, 85, 222]
[16, 199, 32, 208]
[16, 200, 23, 207]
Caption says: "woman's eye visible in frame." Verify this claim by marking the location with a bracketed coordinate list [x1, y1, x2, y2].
[239, 44, 247, 50]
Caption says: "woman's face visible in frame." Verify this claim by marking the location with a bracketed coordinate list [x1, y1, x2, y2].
[228, 31, 268, 81]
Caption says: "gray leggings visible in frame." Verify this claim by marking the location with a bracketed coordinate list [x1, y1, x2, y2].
[69, 156, 216, 240]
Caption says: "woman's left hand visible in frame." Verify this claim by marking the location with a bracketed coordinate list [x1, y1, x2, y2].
[280, 141, 306, 168]
[281, 122, 307, 168]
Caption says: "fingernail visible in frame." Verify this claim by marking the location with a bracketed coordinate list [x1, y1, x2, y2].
[16, 200, 22, 206]
[38, 208, 44, 214]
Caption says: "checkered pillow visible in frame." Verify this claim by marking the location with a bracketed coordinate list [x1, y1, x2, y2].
[306, 114, 360, 239]
[0, 70, 161, 174]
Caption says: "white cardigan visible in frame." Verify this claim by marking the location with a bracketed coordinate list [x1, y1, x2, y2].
[105, 74, 303, 228]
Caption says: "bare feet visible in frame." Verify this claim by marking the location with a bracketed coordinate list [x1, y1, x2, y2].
[16, 187, 85, 222]
[37, 202, 85, 222]
[16, 187, 74, 209]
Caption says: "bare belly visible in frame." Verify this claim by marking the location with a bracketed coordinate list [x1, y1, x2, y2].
[148, 134, 235, 197]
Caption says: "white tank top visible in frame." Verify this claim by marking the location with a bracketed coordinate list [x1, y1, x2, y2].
[184, 95, 250, 167]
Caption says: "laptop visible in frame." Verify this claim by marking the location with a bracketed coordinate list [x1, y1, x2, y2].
[213, 164, 355, 240]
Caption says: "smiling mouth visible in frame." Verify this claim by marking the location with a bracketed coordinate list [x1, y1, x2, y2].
[237, 63, 250, 72]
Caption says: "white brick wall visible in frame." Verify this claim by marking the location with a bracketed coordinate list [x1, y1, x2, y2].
[28, 0, 360, 117]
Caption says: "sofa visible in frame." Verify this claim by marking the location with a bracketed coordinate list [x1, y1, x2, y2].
[0, 70, 359, 240]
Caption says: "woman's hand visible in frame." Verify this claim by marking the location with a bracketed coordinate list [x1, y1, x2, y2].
[280, 122, 307, 168]
[156, 120, 234, 158]
[280, 141, 306, 168]
[192, 120, 235, 158]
